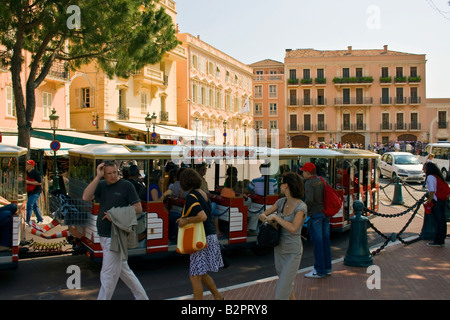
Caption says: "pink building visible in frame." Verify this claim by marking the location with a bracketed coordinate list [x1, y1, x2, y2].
[249, 59, 286, 148]
[284, 45, 431, 147]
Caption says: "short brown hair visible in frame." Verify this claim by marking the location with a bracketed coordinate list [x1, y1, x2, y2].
[180, 168, 202, 191]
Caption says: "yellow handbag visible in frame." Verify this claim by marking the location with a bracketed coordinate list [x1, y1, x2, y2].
[176, 194, 207, 254]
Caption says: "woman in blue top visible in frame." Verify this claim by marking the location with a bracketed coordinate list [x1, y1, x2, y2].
[140, 170, 172, 201]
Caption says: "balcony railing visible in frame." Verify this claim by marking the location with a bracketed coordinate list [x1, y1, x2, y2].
[117, 107, 130, 120]
[380, 123, 392, 131]
[395, 123, 407, 130]
[409, 96, 421, 104]
[160, 111, 169, 122]
[288, 98, 299, 106]
[289, 124, 299, 132]
[394, 97, 407, 105]
[409, 123, 422, 130]
[335, 97, 373, 105]
[438, 121, 448, 129]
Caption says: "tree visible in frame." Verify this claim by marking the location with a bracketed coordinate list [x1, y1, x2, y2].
[0, 0, 179, 149]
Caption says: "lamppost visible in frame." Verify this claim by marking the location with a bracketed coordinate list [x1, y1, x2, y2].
[243, 123, 247, 147]
[151, 112, 157, 144]
[195, 117, 199, 145]
[49, 108, 59, 191]
[223, 120, 227, 146]
[145, 112, 152, 144]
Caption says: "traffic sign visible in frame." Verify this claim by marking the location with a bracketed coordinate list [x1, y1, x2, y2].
[50, 140, 61, 151]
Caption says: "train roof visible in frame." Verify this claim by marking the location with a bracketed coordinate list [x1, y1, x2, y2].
[68, 144, 379, 161]
[0, 144, 28, 157]
[278, 148, 380, 159]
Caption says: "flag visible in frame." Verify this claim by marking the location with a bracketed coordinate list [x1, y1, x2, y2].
[239, 96, 250, 114]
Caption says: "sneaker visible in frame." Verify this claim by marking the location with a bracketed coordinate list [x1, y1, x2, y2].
[427, 242, 445, 247]
[304, 269, 325, 279]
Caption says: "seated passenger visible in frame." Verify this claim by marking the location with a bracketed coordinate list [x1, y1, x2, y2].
[0, 197, 17, 252]
[220, 166, 238, 198]
[248, 163, 278, 196]
[140, 170, 172, 201]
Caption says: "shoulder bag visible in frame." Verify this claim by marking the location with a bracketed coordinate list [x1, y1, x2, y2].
[176, 193, 207, 254]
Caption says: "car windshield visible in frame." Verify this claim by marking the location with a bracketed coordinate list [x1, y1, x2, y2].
[395, 154, 420, 165]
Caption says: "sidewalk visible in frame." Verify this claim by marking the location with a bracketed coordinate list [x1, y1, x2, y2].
[200, 237, 449, 300]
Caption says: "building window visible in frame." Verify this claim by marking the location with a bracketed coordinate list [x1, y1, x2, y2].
[255, 121, 263, 132]
[269, 103, 277, 115]
[75, 87, 91, 108]
[303, 114, 311, 131]
[42, 92, 53, 120]
[303, 69, 311, 79]
[254, 85, 263, 98]
[382, 113, 390, 130]
[396, 67, 403, 77]
[382, 88, 390, 104]
[343, 68, 350, 78]
[140, 92, 148, 113]
[410, 112, 419, 130]
[356, 113, 364, 130]
[396, 87, 404, 104]
[356, 68, 363, 78]
[317, 68, 324, 79]
[438, 111, 448, 129]
[303, 89, 311, 105]
[269, 85, 277, 98]
[269, 120, 278, 130]
[410, 67, 417, 77]
[289, 69, 297, 80]
[289, 114, 298, 131]
[343, 114, 351, 130]
[6, 86, 16, 118]
[317, 114, 325, 131]
[396, 113, 405, 130]
[381, 67, 389, 78]
[317, 89, 325, 105]
[254, 103, 263, 116]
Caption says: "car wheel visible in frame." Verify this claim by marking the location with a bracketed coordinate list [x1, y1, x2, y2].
[391, 172, 398, 182]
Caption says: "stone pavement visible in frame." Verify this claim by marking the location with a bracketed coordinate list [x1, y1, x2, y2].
[200, 237, 449, 300]
[194, 193, 449, 300]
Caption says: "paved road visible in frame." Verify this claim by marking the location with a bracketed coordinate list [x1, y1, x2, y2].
[0, 177, 428, 300]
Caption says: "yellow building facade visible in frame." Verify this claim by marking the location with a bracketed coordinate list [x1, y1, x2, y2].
[176, 33, 254, 146]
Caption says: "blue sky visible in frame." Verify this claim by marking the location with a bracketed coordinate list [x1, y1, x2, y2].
[176, 0, 450, 98]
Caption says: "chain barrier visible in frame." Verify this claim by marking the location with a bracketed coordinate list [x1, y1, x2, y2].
[364, 194, 427, 256]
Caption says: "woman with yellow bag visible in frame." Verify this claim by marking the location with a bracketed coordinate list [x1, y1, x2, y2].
[176, 168, 224, 300]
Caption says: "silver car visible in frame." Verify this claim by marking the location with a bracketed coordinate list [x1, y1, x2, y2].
[378, 152, 425, 183]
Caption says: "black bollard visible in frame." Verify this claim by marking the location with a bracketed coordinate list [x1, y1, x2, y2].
[344, 200, 373, 267]
[391, 176, 404, 205]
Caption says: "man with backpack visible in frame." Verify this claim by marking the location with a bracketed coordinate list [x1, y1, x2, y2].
[301, 162, 332, 278]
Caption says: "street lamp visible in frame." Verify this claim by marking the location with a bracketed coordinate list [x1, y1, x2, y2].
[223, 120, 227, 146]
[195, 117, 199, 145]
[151, 112, 157, 144]
[49, 108, 59, 191]
[145, 112, 152, 144]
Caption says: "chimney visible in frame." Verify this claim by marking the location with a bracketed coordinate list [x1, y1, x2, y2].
[383, 45, 388, 52]
[347, 46, 352, 53]
[197, 35, 200, 39]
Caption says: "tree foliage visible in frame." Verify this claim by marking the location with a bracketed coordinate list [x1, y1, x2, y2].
[0, 0, 180, 149]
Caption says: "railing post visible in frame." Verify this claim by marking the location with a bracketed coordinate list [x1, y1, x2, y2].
[344, 200, 373, 267]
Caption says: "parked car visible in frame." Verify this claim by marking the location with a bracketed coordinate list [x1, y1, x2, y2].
[378, 152, 425, 183]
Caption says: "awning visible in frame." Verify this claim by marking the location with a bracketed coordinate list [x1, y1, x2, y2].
[31, 129, 144, 145]
[1, 135, 79, 156]
[108, 120, 210, 141]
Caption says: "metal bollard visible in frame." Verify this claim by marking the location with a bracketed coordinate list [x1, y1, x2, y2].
[344, 200, 373, 267]
[391, 176, 404, 205]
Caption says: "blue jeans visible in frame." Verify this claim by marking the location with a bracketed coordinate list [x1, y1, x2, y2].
[308, 212, 332, 276]
[0, 203, 17, 247]
[26, 192, 43, 223]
